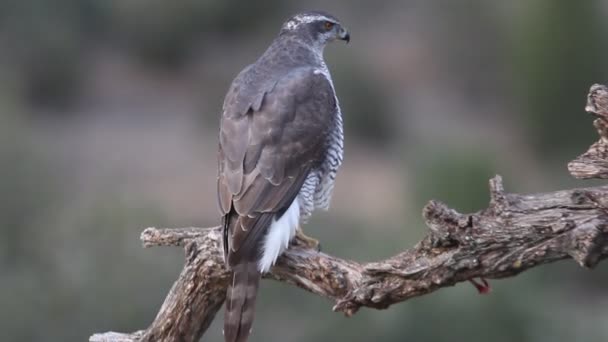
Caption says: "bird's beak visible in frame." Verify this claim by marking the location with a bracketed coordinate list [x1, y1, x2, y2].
[339, 27, 350, 43]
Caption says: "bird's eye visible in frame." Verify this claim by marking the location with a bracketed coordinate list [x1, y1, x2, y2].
[324, 21, 335, 30]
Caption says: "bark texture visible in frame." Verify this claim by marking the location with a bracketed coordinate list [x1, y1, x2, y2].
[569, 84, 608, 178]
[91, 84, 608, 342]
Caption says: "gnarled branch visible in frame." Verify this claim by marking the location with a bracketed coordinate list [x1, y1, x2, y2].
[568, 84, 608, 178]
[91, 84, 608, 342]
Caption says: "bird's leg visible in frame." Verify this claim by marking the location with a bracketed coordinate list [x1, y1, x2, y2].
[293, 226, 321, 251]
[469, 277, 491, 294]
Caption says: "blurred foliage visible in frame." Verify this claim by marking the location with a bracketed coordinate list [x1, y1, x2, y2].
[0, 108, 181, 341]
[511, 0, 608, 159]
[414, 147, 497, 213]
[111, 0, 285, 68]
[428, 0, 507, 104]
[0, 0, 285, 108]
[1, 0, 88, 108]
[0, 111, 59, 267]
[332, 61, 395, 146]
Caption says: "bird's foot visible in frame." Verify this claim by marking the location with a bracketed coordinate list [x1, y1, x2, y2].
[294, 229, 321, 251]
[469, 277, 491, 294]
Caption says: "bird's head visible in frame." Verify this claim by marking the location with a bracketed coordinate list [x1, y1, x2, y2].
[280, 11, 350, 47]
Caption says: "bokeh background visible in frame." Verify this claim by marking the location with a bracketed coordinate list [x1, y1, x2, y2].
[2, 1, 608, 341]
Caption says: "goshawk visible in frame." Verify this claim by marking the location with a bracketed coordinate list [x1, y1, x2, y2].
[217, 11, 350, 342]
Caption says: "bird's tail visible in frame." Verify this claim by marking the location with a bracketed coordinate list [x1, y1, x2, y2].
[224, 262, 260, 342]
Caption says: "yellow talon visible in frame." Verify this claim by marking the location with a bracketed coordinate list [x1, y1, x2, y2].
[294, 228, 320, 250]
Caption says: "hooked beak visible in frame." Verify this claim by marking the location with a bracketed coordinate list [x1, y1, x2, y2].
[339, 27, 350, 43]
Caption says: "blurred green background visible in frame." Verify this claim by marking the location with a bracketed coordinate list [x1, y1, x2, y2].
[2, 1, 608, 341]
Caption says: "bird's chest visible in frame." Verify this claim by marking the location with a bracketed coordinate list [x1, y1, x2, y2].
[296, 65, 344, 218]
[316, 65, 344, 177]
[314, 107, 343, 196]
[298, 111, 343, 217]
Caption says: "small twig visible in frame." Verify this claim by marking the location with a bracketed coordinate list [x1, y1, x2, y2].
[140, 226, 217, 247]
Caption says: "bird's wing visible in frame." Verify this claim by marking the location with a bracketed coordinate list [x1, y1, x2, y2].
[218, 66, 337, 265]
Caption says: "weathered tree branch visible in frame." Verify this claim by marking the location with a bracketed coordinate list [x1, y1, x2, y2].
[569, 84, 608, 178]
[91, 84, 608, 342]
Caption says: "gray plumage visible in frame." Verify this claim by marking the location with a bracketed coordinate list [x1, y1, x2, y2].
[217, 11, 349, 342]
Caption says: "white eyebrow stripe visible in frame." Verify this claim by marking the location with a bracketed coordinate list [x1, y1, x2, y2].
[283, 14, 334, 30]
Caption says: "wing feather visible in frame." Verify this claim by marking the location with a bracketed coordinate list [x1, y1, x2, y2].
[218, 66, 337, 266]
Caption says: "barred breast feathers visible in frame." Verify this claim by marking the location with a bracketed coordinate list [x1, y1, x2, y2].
[313, 108, 343, 211]
[308, 65, 344, 213]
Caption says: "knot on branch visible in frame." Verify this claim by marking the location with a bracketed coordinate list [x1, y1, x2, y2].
[569, 84, 608, 179]
[332, 278, 396, 317]
[423, 200, 471, 246]
[586, 84, 608, 121]
[569, 189, 608, 210]
[567, 219, 608, 268]
[333, 295, 362, 317]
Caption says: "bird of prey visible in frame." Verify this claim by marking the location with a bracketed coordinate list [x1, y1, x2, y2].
[217, 10, 350, 342]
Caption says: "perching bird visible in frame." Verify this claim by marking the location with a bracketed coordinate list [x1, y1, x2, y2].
[217, 11, 350, 342]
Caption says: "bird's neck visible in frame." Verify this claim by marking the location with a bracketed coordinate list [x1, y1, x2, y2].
[267, 35, 327, 69]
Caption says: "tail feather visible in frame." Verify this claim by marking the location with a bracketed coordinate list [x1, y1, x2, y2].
[224, 262, 260, 342]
